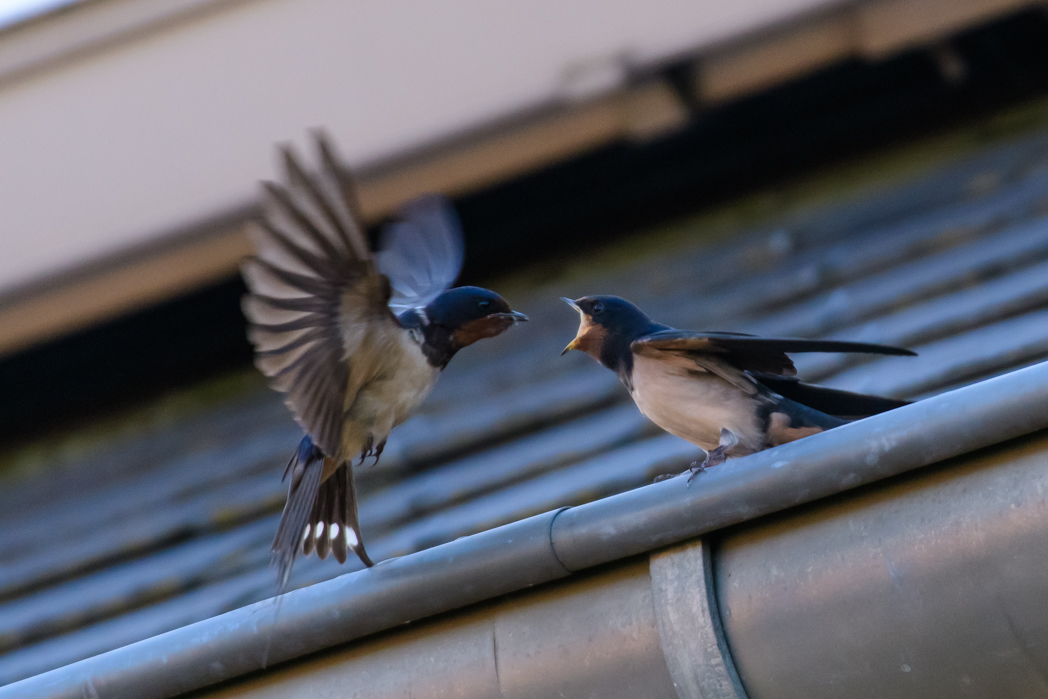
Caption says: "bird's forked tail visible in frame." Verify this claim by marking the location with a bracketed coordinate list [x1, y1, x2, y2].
[271, 436, 375, 593]
[271, 437, 324, 592]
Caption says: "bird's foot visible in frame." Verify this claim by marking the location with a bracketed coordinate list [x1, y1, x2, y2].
[686, 429, 739, 486]
[371, 440, 386, 466]
[685, 459, 713, 484]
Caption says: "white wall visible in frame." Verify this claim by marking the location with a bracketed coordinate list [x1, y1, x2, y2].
[0, 0, 837, 294]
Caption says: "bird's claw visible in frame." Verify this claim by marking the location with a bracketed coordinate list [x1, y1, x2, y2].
[686, 460, 708, 485]
[652, 429, 740, 486]
[684, 429, 738, 487]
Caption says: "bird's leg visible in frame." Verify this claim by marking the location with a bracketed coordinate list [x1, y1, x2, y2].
[687, 429, 739, 484]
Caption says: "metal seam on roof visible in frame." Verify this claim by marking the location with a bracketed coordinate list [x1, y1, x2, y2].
[5, 359, 1048, 698]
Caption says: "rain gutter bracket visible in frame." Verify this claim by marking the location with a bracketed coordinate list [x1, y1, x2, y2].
[650, 539, 749, 699]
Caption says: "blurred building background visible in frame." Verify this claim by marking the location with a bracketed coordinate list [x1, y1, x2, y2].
[3, 0, 1048, 695]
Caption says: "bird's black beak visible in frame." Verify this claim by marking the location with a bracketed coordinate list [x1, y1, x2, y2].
[560, 297, 582, 314]
[502, 310, 528, 323]
[560, 297, 584, 355]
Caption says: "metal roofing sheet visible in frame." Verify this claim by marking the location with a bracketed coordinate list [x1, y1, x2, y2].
[11, 354, 1048, 699]
[5, 120, 1048, 686]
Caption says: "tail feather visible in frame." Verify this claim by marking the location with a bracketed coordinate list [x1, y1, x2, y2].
[272, 436, 377, 592]
[271, 436, 325, 592]
[309, 462, 375, 568]
[343, 464, 375, 567]
[301, 461, 375, 568]
[758, 376, 910, 419]
[314, 483, 334, 560]
[330, 467, 349, 564]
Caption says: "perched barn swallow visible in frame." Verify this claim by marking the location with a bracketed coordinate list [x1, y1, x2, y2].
[561, 295, 915, 477]
[242, 135, 527, 589]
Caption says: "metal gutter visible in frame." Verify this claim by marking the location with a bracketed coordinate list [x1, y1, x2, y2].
[208, 556, 686, 699]
[7, 360, 1048, 699]
[196, 399, 1048, 698]
[715, 426, 1048, 698]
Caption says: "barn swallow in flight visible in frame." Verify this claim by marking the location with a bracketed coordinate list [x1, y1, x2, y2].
[242, 134, 527, 589]
[561, 296, 915, 478]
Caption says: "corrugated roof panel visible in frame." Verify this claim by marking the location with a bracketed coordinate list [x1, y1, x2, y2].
[6, 120, 1048, 686]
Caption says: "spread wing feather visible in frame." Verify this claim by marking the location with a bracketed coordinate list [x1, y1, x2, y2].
[377, 195, 464, 311]
[632, 330, 915, 378]
[246, 133, 454, 583]
[241, 134, 388, 458]
[243, 139, 464, 458]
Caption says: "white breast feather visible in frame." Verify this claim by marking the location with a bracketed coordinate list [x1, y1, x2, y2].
[629, 354, 764, 453]
[388, 331, 440, 425]
[340, 329, 439, 457]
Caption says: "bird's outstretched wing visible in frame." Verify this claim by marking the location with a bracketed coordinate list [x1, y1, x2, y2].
[632, 330, 915, 379]
[241, 134, 391, 457]
[241, 133, 392, 583]
[377, 194, 464, 311]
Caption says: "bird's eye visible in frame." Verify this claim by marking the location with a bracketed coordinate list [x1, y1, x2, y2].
[591, 301, 604, 315]
[478, 300, 492, 311]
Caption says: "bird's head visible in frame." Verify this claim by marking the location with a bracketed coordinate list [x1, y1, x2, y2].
[561, 295, 656, 369]
[425, 286, 528, 349]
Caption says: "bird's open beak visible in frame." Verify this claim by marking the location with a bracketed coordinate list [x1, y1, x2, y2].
[560, 298, 583, 355]
[560, 297, 582, 313]
[503, 310, 528, 323]
[561, 338, 582, 356]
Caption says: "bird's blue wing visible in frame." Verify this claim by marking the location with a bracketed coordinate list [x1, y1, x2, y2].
[376, 195, 464, 311]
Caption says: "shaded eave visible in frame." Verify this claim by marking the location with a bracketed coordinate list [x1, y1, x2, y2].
[6, 359, 1048, 698]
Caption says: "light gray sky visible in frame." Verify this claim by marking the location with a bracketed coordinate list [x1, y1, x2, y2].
[0, 0, 76, 30]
